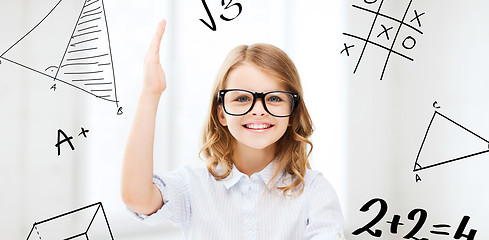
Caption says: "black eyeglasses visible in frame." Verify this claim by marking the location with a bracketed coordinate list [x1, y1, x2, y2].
[218, 89, 299, 117]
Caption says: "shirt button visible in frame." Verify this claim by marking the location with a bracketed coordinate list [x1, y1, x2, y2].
[247, 224, 253, 230]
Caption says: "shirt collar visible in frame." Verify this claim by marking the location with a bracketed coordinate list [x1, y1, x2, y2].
[222, 159, 285, 190]
[222, 165, 246, 189]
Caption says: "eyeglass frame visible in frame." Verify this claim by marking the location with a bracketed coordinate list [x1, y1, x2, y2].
[217, 88, 300, 117]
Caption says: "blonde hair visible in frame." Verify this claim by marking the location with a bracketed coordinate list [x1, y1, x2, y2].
[199, 43, 314, 197]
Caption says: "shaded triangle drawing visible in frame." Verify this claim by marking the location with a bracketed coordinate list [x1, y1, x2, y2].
[413, 111, 489, 172]
[0, 0, 119, 108]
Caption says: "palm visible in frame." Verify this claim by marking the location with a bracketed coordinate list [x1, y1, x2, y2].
[143, 20, 167, 95]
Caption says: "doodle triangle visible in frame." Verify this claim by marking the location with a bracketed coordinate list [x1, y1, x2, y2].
[414, 111, 489, 172]
[0, 0, 118, 103]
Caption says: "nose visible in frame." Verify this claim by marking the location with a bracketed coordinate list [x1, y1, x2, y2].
[251, 99, 267, 116]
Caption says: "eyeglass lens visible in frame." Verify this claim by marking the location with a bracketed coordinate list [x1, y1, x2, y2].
[223, 90, 294, 117]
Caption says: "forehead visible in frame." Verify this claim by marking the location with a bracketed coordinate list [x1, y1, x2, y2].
[225, 62, 286, 92]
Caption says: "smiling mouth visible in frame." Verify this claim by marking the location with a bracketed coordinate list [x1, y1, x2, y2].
[243, 123, 274, 130]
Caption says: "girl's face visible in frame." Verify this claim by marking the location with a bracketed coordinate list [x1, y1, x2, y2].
[217, 62, 290, 151]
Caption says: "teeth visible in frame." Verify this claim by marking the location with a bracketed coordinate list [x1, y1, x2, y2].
[245, 124, 271, 129]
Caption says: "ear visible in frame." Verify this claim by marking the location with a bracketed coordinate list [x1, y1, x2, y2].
[217, 105, 228, 126]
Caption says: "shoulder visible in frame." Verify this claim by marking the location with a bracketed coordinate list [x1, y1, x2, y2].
[179, 164, 210, 177]
[158, 164, 211, 186]
[176, 164, 211, 178]
[304, 168, 322, 184]
[304, 169, 329, 189]
[303, 169, 339, 199]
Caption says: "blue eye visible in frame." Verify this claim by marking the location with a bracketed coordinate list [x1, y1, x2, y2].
[235, 96, 251, 102]
[267, 96, 282, 102]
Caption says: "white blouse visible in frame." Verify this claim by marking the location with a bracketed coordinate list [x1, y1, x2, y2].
[130, 161, 346, 240]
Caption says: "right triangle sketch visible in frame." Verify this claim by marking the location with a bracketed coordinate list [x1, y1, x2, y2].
[414, 111, 489, 172]
[0, 0, 120, 111]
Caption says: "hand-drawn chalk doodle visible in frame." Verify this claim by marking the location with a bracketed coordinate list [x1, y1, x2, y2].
[413, 111, 489, 182]
[55, 127, 89, 156]
[200, 0, 243, 31]
[25, 202, 115, 240]
[0, 0, 122, 115]
[352, 198, 477, 239]
[341, 0, 425, 80]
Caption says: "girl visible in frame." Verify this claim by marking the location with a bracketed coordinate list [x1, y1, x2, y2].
[121, 20, 346, 240]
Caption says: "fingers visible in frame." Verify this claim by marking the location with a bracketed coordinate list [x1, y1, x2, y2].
[148, 19, 167, 56]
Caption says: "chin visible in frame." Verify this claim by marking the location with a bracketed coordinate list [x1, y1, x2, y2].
[247, 144, 272, 150]
[241, 139, 277, 150]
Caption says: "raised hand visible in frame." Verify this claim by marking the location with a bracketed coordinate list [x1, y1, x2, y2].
[143, 20, 167, 95]
[121, 20, 168, 215]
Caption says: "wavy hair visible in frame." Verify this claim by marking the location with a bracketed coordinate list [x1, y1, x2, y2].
[199, 43, 314, 197]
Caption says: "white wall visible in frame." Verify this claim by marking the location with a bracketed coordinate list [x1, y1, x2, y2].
[344, 0, 489, 239]
[2, 0, 487, 239]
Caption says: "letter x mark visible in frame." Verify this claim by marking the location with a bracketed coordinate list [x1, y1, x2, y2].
[410, 10, 425, 28]
[377, 24, 393, 40]
[341, 43, 355, 56]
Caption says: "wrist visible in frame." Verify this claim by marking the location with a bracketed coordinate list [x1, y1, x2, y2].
[141, 87, 163, 98]
[138, 90, 162, 107]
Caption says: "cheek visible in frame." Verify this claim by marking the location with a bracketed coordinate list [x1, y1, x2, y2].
[224, 117, 242, 134]
[276, 119, 290, 134]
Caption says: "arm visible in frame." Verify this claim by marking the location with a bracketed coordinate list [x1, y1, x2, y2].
[121, 20, 167, 215]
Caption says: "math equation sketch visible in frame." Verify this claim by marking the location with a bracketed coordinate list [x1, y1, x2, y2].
[0, 0, 122, 114]
[352, 198, 477, 240]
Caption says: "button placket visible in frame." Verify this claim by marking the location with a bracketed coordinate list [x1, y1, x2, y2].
[243, 176, 258, 239]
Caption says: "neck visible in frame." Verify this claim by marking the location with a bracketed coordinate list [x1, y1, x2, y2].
[233, 142, 276, 177]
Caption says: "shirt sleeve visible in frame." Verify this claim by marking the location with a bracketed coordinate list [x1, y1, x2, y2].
[127, 168, 192, 228]
[305, 173, 347, 240]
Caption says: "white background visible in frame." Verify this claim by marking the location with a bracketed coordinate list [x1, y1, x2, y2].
[1, 0, 488, 239]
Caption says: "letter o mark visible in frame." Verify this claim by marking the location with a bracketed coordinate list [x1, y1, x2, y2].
[364, 0, 377, 3]
[402, 36, 416, 49]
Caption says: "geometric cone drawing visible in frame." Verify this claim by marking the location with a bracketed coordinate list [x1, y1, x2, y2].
[1, 0, 81, 79]
[1, 0, 119, 110]
[25, 202, 114, 240]
[413, 111, 489, 172]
